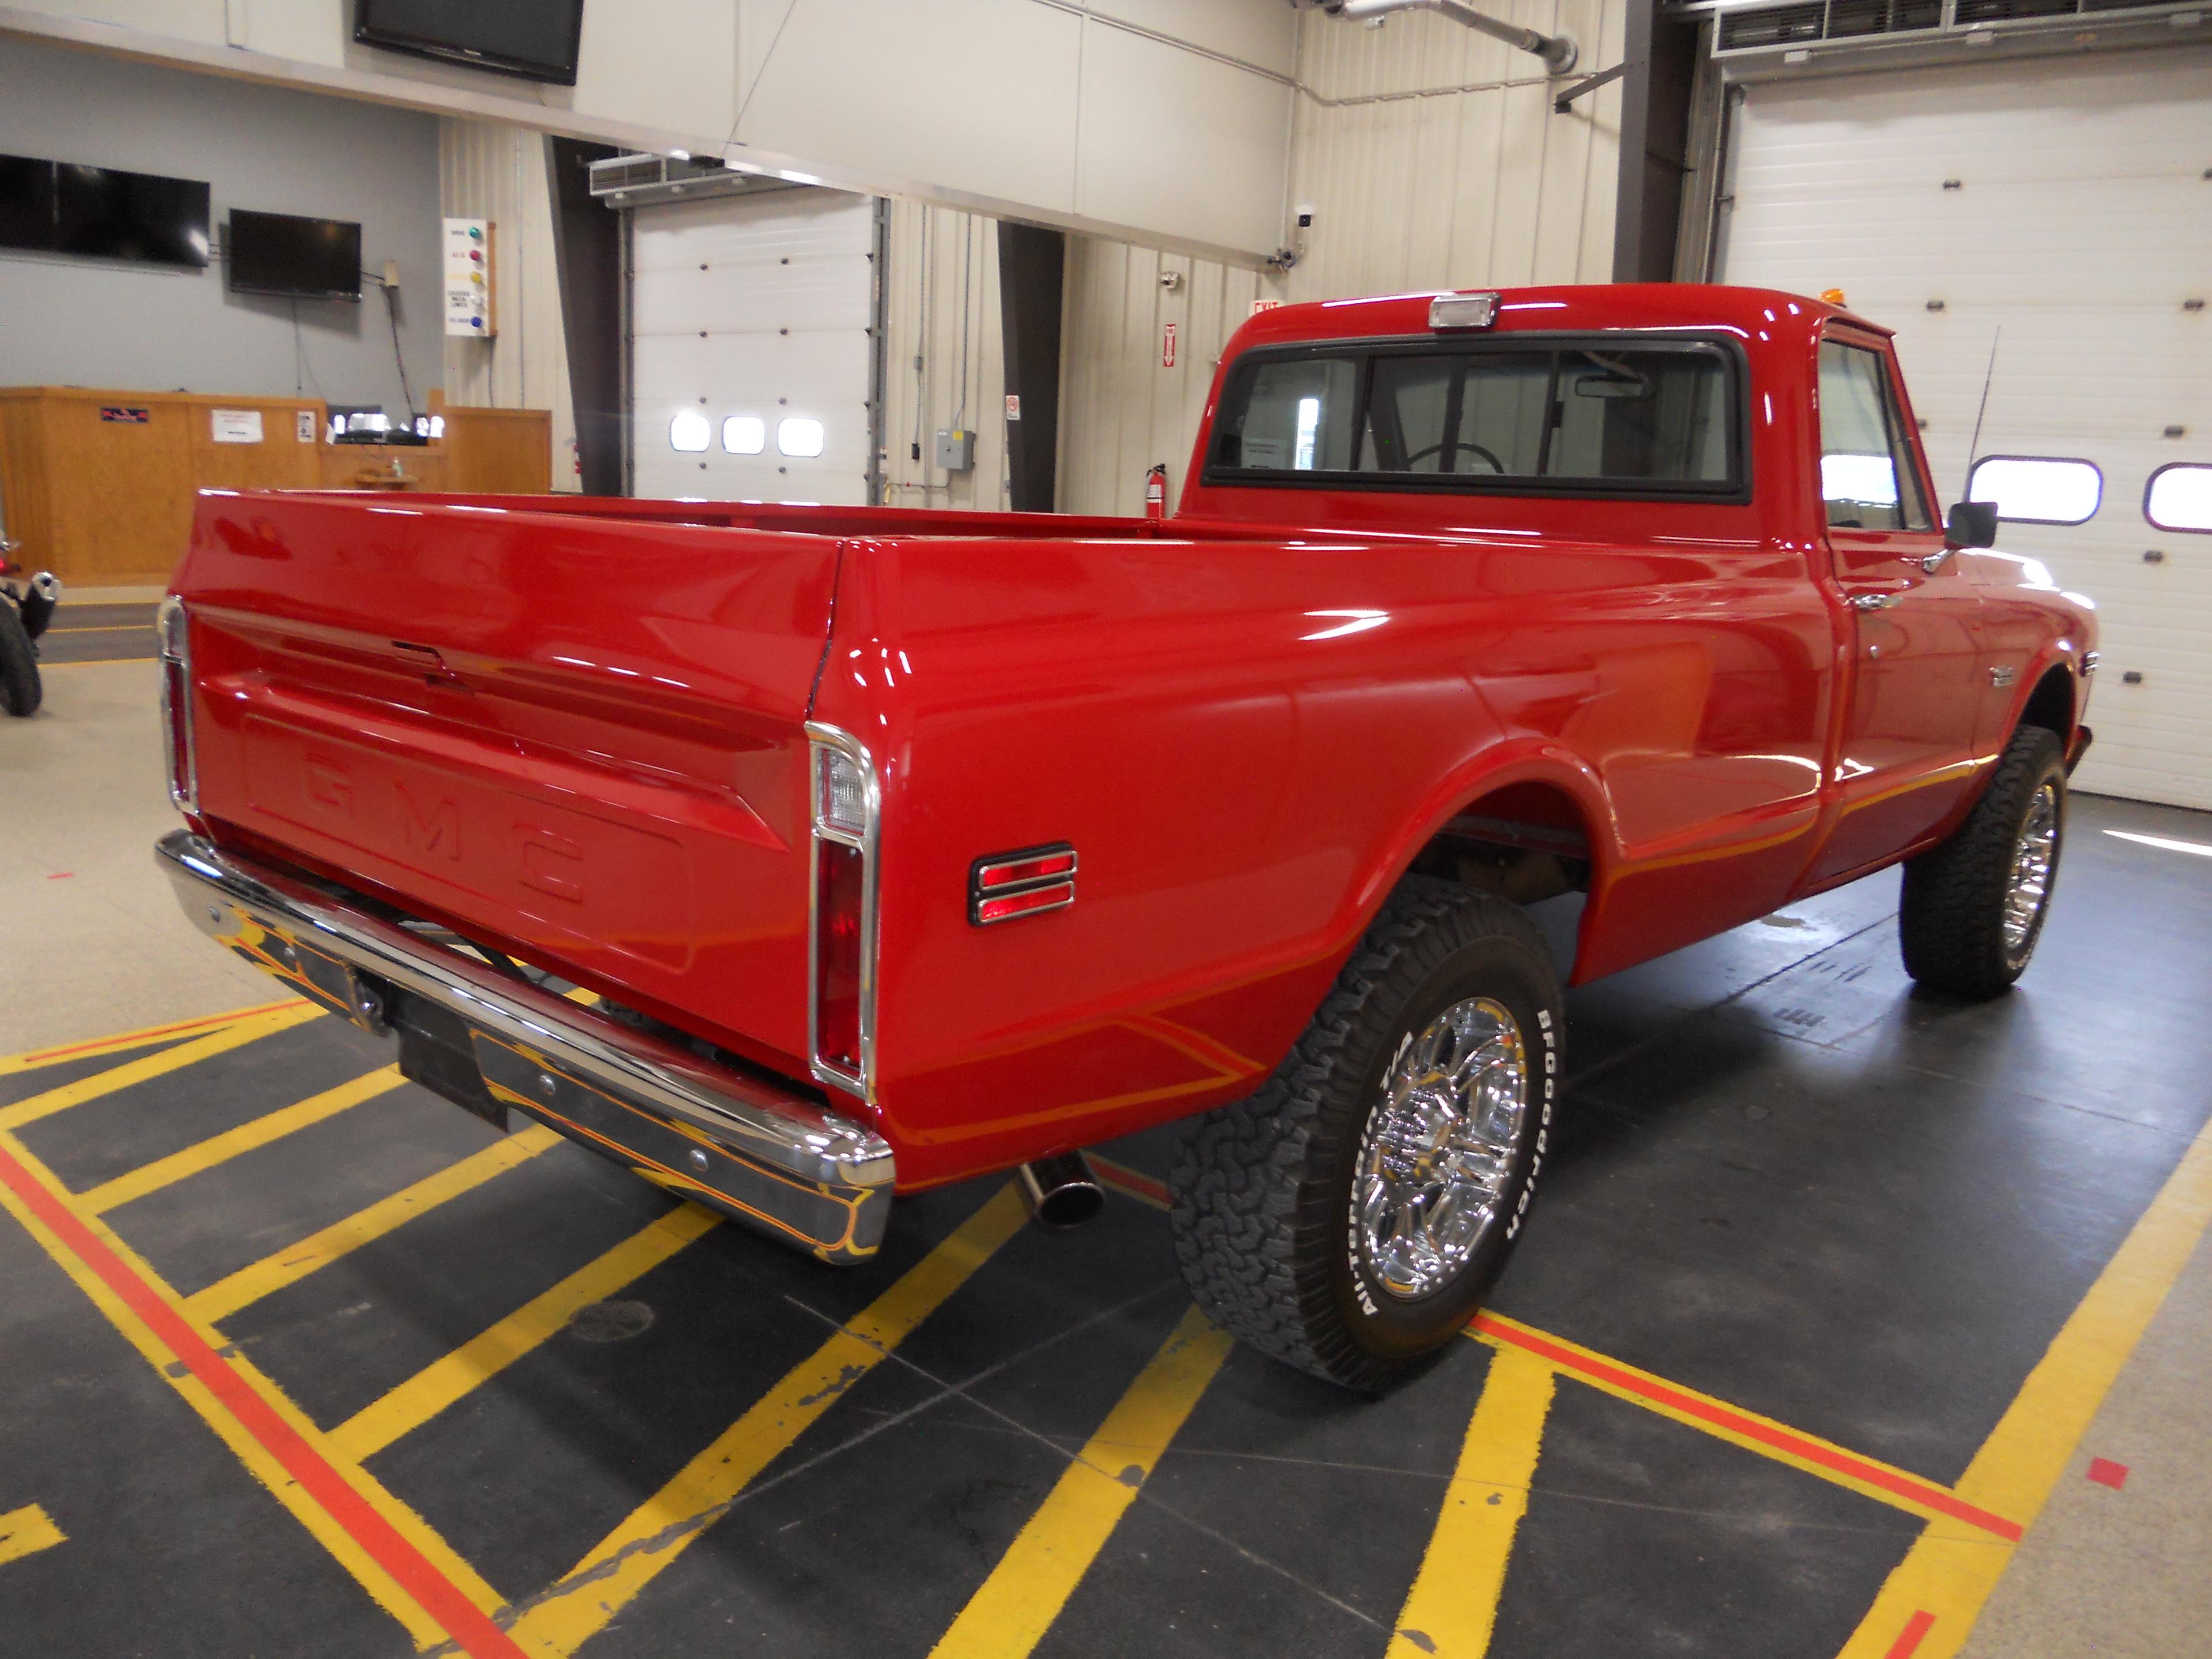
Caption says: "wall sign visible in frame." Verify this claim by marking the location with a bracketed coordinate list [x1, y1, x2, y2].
[296, 409, 316, 442]
[210, 409, 263, 444]
[1249, 298, 1282, 316]
[1005, 393, 1021, 422]
[1161, 321, 1177, 369]
[444, 217, 493, 338]
[99, 406, 149, 424]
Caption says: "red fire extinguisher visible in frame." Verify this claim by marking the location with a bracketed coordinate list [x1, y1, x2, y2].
[1145, 463, 1167, 521]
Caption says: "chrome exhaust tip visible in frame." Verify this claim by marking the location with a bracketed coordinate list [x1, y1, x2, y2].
[1016, 1151, 1105, 1230]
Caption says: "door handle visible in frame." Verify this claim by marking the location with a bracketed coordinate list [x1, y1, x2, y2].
[1847, 591, 1904, 612]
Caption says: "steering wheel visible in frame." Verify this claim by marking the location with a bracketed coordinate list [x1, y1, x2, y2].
[1397, 440, 1504, 473]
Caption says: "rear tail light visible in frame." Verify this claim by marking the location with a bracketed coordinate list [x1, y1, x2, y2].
[157, 597, 198, 813]
[805, 724, 877, 1100]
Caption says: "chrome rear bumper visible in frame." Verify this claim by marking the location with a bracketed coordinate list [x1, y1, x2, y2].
[156, 830, 895, 1262]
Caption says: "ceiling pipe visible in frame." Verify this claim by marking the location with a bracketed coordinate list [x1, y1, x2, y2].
[1330, 0, 1579, 75]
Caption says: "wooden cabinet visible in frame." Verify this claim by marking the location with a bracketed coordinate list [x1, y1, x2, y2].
[0, 387, 554, 589]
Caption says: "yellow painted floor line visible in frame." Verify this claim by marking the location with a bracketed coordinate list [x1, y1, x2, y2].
[79, 1066, 407, 1216]
[0, 1003, 324, 1134]
[0, 1502, 66, 1568]
[0, 998, 306, 1076]
[184, 1126, 563, 1325]
[0, 1126, 510, 1653]
[330, 1202, 721, 1464]
[1386, 1344, 1557, 1659]
[1834, 1112, 2212, 1659]
[1469, 1314, 2017, 1537]
[927, 1303, 1235, 1659]
[506, 1183, 1032, 1656]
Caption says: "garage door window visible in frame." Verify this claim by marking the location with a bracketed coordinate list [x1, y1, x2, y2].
[669, 411, 710, 453]
[2145, 464, 2212, 533]
[778, 418, 825, 458]
[1819, 342, 1932, 532]
[1967, 456, 2102, 527]
[723, 416, 765, 455]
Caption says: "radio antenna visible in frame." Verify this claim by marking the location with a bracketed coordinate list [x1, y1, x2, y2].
[1965, 325, 2001, 481]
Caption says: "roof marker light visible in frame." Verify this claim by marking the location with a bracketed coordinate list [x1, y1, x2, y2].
[1429, 291, 1499, 331]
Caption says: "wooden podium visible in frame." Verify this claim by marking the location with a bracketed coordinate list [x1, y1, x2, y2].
[0, 387, 554, 589]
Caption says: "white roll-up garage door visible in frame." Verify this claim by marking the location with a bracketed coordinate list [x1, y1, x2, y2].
[1719, 48, 2212, 809]
[630, 186, 880, 506]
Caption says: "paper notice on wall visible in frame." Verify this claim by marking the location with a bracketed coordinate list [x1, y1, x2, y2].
[1005, 393, 1021, 422]
[211, 409, 263, 444]
[296, 409, 316, 442]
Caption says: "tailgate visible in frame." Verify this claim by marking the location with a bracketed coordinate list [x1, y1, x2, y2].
[172, 491, 840, 1073]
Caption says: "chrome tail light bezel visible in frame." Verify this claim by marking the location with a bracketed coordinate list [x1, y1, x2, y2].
[157, 596, 198, 813]
[804, 721, 880, 1104]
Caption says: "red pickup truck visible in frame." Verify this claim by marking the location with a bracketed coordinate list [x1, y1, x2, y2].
[157, 284, 2094, 1389]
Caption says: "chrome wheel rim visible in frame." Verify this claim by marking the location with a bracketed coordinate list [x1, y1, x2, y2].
[1354, 997, 1529, 1301]
[2003, 781, 2061, 959]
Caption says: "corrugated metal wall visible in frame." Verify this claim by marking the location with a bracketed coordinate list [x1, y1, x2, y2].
[1281, 0, 1626, 302]
[880, 199, 1012, 512]
[1059, 240, 1267, 517]
[438, 119, 579, 489]
[1056, 0, 1627, 517]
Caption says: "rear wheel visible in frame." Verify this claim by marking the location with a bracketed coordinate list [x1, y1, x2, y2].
[1169, 879, 1563, 1392]
[1899, 724, 2067, 999]
[0, 600, 40, 718]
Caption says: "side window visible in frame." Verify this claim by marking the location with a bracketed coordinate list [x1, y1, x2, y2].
[1210, 357, 1359, 472]
[1818, 342, 1932, 532]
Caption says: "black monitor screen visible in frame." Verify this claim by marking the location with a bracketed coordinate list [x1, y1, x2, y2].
[54, 162, 210, 268]
[354, 0, 587, 85]
[227, 209, 362, 301]
[0, 154, 58, 254]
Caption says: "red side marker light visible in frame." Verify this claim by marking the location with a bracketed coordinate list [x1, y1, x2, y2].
[2086, 1457, 2129, 1490]
[971, 844, 1077, 925]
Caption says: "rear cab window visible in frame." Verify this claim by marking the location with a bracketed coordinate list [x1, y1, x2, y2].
[1204, 333, 1748, 501]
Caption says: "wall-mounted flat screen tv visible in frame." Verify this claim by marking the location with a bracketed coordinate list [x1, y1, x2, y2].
[354, 0, 587, 86]
[55, 162, 211, 267]
[227, 209, 363, 301]
[0, 154, 58, 253]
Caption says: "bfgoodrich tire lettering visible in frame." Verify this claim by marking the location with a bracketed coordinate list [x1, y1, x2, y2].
[1899, 723, 2068, 1000]
[1169, 878, 1565, 1392]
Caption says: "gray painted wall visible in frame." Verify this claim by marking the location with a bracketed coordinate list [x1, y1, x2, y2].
[0, 35, 441, 416]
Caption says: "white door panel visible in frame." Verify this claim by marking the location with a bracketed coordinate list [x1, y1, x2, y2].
[1722, 48, 2212, 809]
[631, 187, 878, 506]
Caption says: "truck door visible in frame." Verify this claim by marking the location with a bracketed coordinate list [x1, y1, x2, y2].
[1804, 332, 1985, 884]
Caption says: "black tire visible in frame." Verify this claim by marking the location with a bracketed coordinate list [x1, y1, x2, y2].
[0, 600, 40, 718]
[1899, 724, 2068, 1000]
[1169, 878, 1563, 1392]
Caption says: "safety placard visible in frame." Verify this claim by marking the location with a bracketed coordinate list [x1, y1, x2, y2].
[1162, 321, 1177, 369]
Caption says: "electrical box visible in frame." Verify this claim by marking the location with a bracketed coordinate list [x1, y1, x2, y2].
[935, 427, 975, 472]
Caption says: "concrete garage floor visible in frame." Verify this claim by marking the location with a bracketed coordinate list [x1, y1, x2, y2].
[3, 658, 2210, 1658]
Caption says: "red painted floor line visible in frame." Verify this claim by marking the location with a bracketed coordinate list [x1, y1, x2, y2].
[9, 1002, 298, 1067]
[0, 1139, 526, 1659]
[2086, 1456, 2130, 1490]
[1474, 1313, 2024, 1542]
[1885, 1609, 1937, 1658]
